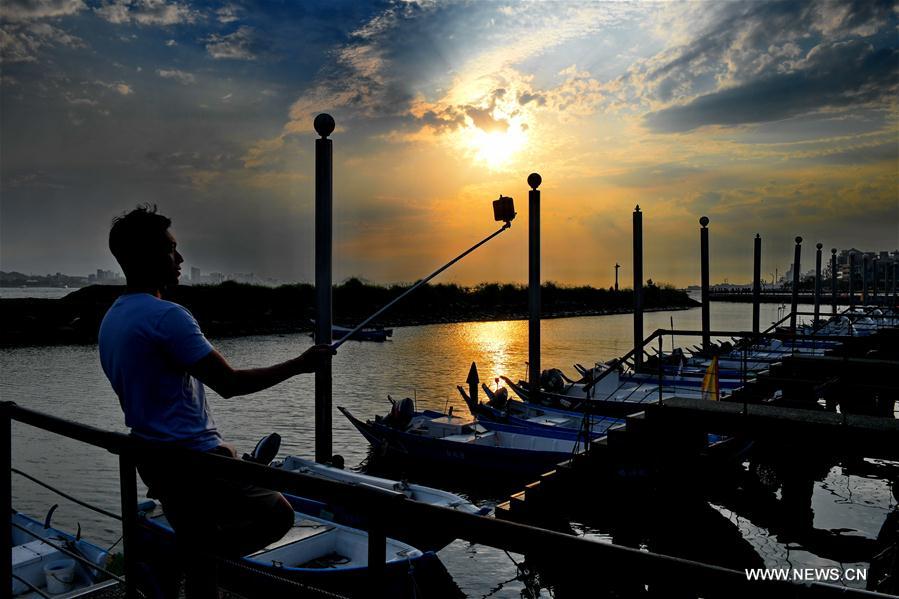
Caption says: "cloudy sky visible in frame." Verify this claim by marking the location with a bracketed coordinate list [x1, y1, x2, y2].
[1, 0, 897, 286]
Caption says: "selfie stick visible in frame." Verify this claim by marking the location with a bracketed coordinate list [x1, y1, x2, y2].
[330, 197, 516, 351]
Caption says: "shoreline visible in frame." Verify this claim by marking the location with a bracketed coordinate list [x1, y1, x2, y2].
[0, 283, 698, 347]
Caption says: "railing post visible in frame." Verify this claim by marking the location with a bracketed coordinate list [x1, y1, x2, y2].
[528, 173, 542, 402]
[1, 403, 12, 596]
[633, 206, 644, 367]
[119, 450, 140, 599]
[814, 243, 822, 324]
[790, 236, 802, 332]
[699, 216, 710, 353]
[314, 113, 335, 463]
[830, 248, 837, 316]
[752, 234, 761, 336]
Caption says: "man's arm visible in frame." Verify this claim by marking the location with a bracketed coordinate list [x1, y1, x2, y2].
[188, 344, 333, 399]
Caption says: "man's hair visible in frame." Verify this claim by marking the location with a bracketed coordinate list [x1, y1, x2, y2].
[109, 204, 172, 275]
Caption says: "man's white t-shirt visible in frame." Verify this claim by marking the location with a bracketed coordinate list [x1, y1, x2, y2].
[99, 293, 222, 451]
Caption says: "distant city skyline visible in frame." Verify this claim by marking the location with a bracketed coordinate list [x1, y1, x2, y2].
[2, 1, 896, 287]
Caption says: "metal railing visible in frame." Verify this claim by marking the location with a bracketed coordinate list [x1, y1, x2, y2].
[3, 400, 892, 598]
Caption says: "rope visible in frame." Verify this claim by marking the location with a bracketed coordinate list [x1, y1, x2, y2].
[12, 467, 122, 521]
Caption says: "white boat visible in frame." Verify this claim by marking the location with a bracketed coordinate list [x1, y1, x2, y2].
[137, 497, 440, 598]
[274, 456, 491, 550]
[12, 509, 116, 598]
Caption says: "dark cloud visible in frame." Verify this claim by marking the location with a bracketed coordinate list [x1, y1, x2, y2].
[645, 41, 898, 132]
[638, 0, 897, 132]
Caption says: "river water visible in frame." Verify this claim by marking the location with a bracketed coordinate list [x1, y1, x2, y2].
[2, 301, 894, 596]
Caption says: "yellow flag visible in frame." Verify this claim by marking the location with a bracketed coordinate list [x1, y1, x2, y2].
[701, 355, 719, 401]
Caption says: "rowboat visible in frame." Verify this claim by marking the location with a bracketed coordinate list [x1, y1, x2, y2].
[339, 403, 587, 479]
[136, 497, 445, 598]
[458, 383, 624, 435]
[310, 320, 393, 342]
[12, 509, 116, 597]
[274, 455, 490, 550]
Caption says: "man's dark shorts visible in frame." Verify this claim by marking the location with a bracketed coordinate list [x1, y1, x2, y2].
[136, 444, 295, 559]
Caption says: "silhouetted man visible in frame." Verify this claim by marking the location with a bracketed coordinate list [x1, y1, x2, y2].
[99, 205, 331, 598]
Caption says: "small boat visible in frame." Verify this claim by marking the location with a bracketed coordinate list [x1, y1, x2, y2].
[136, 497, 440, 598]
[12, 508, 116, 597]
[274, 455, 490, 550]
[310, 320, 393, 342]
[339, 401, 589, 479]
[459, 384, 624, 436]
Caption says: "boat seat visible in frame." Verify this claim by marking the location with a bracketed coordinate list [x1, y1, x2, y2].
[249, 519, 335, 556]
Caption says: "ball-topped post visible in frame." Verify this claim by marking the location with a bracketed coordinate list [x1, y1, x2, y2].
[699, 215, 711, 351]
[790, 234, 803, 332]
[528, 172, 542, 400]
[831, 248, 838, 315]
[633, 204, 644, 366]
[753, 232, 762, 335]
[814, 241, 823, 323]
[313, 113, 335, 463]
[314, 113, 335, 138]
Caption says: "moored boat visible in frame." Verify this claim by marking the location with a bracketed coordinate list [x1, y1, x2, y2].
[136, 497, 445, 598]
[12, 509, 116, 598]
[339, 402, 589, 480]
[274, 455, 490, 550]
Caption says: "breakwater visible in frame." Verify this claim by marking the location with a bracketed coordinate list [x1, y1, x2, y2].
[0, 279, 697, 346]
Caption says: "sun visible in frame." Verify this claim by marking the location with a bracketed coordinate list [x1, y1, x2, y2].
[465, 122, 528, 170]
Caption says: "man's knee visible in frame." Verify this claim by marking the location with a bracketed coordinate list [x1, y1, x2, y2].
[270, 494, 295, 539]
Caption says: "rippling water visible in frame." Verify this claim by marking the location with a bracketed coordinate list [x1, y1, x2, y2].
[3, 301, 892, 596]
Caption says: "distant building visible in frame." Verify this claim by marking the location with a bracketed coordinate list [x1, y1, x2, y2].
[191, 267, 201, 284]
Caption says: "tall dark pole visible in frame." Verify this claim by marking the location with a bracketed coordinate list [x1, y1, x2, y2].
[893, 262, 897, 306]
[633, 206, 644, 368]
[830, 248, 837, 316]
[813, 243, 822, 324]
[614, 263, 620, 292]
[314, 113, 334, 464]
[790, 236, 802, 332]
[862, 255, 869, 305]
[872, 259, 879, 300]
[752, 234, 761, 336]
[528, 173, 542, 401]
[700, 216, 710, 354]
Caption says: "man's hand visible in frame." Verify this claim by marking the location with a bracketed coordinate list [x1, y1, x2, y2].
[293, 344, 336, 374]
[190, 344, 335, 399]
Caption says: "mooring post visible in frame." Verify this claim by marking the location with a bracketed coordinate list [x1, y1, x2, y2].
[314, 113, 334, 463]
[752, 234, 761, 336]
[830, 249, 837, 316]
[699, 216, 710, 354]
[633, 206, 644, 367]
[862, 255, 869, 306]
[1, 404, 11, 596]
[872, 259, 879, 300]
[790, 236, 802, 332]
[813, 243, 822, 324]
[528, 173, 542, 401]
[119, 450, 139, 599]
[467, 362, 479, 406]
